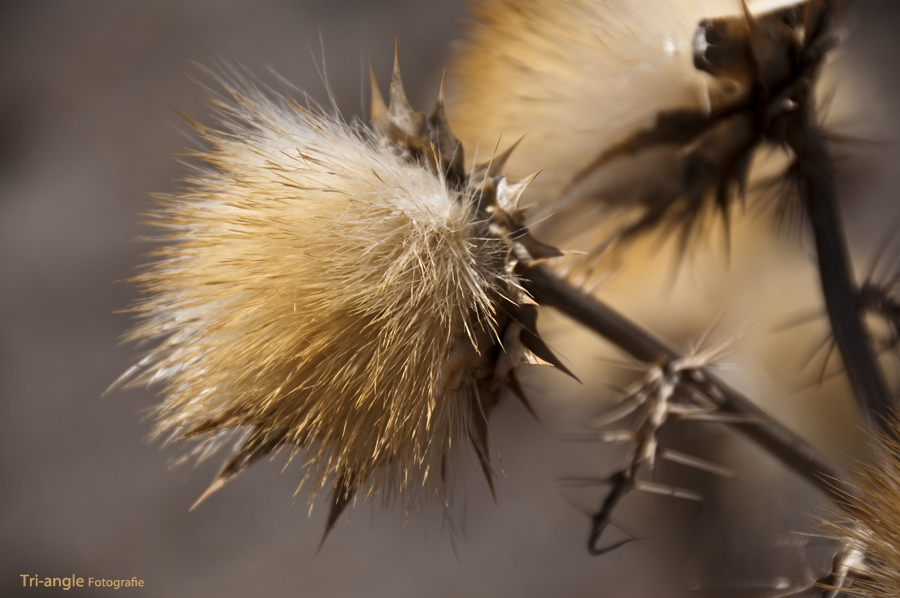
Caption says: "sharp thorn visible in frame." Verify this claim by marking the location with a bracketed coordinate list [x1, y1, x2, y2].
[634, 480, 703, 501]
[170, 107, 205, 132]
[392, 39, 401, 79]
[191, 434, 278, 510]
[436, 69, 446, 106]
[387, 41, 427, 141]
[515, 305, 579, 381]
[190, 475, 230, 511]
[600, 429, 636, 443]
[659, 448, 736, 478]
[520, 330, 579, 382]
[508, 370, 540, 423]
[469, 395, 498, 504]
[677, 411, 764, 424]
[368, 59, 388, 131]
[666, 403, 713, 416]
[517, 170, 541, 189]
[496, 171, 541, 213]
[591, 397, 643, 428]
[389, 39, 410, 110]
[317, 478, 354, 554]
[472, 136, 525, 180]
[471, 436, 497, 503]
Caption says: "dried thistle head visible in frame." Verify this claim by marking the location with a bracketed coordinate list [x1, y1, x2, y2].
[820, 419, 900, 597]
[448, 0, 841, 273]
[449, 0, 743, 185]
[116, 50, 565, 540]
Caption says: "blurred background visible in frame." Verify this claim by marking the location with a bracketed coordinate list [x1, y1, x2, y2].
[2, 1, 900, 596]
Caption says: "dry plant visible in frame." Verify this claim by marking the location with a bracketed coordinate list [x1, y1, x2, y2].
[116, 0, 900, 594]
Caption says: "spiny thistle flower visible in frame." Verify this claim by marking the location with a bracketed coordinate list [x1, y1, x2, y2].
[448, 0, 840, 269]
[820, 419, 900, 597]
[116, 49, 567, 541]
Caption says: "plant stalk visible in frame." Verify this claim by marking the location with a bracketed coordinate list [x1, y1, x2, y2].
[787, 115, 894, 435]
[523, 264, 850, 501]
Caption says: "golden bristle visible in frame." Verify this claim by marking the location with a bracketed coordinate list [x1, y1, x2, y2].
[822, 421, 900, 597]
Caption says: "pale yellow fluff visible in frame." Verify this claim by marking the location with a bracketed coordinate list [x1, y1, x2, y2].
[449, 0, 753, 196]
[119, 82, 515, 506]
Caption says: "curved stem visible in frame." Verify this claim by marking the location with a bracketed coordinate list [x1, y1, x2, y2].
[787, 116, 894, 435]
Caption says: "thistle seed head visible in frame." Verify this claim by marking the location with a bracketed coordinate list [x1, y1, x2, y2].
[116, 52, 564, 539]
[449, 0, 747, 202]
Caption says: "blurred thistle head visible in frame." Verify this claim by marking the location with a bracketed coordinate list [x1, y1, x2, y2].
[448, 0, 842, 274]
[820, 418, 900, 597]
[115, 47, 567, 543]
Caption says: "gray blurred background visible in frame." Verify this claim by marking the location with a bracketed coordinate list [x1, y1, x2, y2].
[2, 1, 900, 596]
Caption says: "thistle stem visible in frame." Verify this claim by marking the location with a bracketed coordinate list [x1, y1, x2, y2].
[787, 116, 895, 435]
[523, 264, 850, 501]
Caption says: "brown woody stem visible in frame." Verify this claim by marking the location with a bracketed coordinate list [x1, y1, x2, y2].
[523, 264, 850, 501]
[786, 115, 895, 435]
